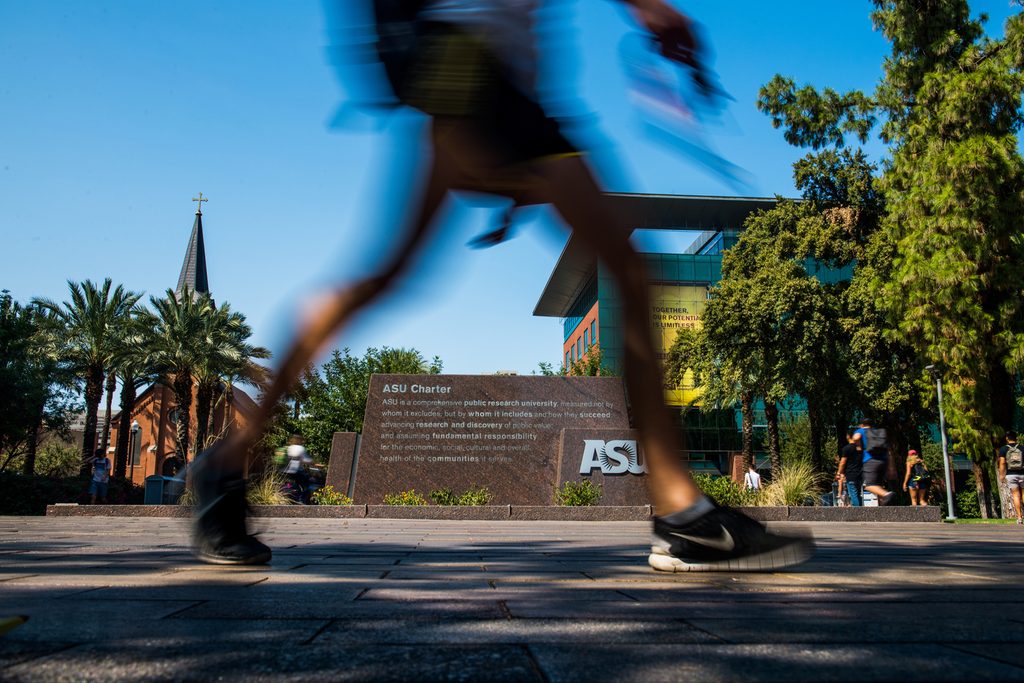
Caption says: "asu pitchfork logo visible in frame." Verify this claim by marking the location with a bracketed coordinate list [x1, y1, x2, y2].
[579, 440, 648, 475]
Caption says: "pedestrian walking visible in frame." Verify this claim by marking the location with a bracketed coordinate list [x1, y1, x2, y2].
[743, 463, 761, 491]
[902, 449, 930, 506]
[853, 419, 895, 506]
[188, 0, 814, 572]
[88, 448, 111, 505]
[836, 431, 863, 507]
[998, 431, 1024, 525]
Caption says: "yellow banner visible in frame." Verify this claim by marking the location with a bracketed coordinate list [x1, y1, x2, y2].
[650, 284, 707, 406]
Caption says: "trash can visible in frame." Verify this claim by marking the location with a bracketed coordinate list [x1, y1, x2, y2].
[144, 475, 185, 505]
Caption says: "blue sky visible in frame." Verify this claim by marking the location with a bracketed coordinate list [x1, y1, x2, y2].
[1, 1, 1017, 378]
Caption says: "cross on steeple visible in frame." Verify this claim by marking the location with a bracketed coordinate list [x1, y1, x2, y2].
[192, 192, 208, 215]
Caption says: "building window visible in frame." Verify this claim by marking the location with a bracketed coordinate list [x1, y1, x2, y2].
[591, 320, 597, 345]
[584, 329, 589, 350]
[132, 438, 142, 466]
[566, 351, 571, 367]
[577, 338, 582, 358]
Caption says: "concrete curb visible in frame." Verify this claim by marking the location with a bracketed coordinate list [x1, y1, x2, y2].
[45, 504, 943, 522]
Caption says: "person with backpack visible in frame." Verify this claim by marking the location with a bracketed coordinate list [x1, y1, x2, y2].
[187, 0, 815, 571]
[998, 431, 1024, 525]
[853, 418, 895, 506]
[836, 431, 863, 507]
[902, 449, 930, 506]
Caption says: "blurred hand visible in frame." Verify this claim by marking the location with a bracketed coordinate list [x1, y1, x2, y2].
[626, 0, 697, 64]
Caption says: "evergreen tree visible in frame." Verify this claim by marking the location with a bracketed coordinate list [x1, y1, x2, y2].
[758, 2, 1024, 514]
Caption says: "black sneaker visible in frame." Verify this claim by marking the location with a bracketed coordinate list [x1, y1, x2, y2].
[880, 492, 896, 506]
[649, 505, 814, 572]
[191, 446, 271, 566]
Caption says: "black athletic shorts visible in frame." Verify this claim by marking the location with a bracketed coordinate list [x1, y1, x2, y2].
[862, 458, 887, 487]
[382, 22, 578, 168]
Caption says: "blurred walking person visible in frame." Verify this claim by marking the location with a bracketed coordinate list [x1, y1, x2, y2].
[189, 0, 814, 572]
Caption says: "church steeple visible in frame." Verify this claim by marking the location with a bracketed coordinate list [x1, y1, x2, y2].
[176, 193, 210, 297]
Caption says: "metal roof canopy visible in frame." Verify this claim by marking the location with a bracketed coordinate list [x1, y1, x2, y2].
[533, 193, 779, 318]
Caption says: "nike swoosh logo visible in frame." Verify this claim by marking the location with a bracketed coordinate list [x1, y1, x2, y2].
[670, 526, 736, 552]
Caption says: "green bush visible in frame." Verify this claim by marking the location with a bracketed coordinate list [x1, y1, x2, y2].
[429, 488, 458, 505]
[311, 485, 353, 506]
[457, 486, 493, 506]
[430, 486, 494, 505]
[0, 473, 143, 515]
[35, 441, 82, 478]
[955, 487, 981, 518]
[692, 473, 752, 507]
[554, 480, 602, 506]
[383, 489, 428, 506]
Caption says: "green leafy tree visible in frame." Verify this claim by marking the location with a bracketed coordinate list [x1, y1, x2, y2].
[758, 2, 1024, 514]
[33, 279, 141, 468]
[296, 347, 442, 459]
[0, 292, 79, 474]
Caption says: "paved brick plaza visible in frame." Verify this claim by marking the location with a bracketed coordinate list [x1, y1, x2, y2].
[1, 517, 1023, 682]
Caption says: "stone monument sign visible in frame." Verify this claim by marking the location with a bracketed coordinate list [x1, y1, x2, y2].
[355, 374, 640, 505]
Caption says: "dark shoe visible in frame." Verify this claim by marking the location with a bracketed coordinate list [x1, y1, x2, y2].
[880, 492, 897, 507]
[191, 446, 271, 566]
[649, 504, 815, 572]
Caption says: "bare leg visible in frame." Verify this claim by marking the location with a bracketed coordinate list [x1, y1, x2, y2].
[536, 155, 702, 515]
[213, 126, 465, 470]
[1013, 488, 1023, 519]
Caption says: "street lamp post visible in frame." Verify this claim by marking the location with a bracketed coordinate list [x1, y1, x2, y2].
[130, 421, 140, 477]
[926, 365, 956, 520]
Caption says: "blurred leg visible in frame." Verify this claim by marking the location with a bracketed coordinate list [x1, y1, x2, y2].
[536, 154, 702, 515]
[214, 125, 466, 470]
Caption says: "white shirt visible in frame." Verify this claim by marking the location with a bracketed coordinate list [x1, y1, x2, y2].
[744, 470, 761, 490]
[283, 445, 313, 474]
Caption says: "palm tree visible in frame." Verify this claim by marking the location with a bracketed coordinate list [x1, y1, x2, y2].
[107, 308, 162, 478]
[34, 279, 142, 468]
[144, 288, 214, 463]
[192, 301, 270, 453]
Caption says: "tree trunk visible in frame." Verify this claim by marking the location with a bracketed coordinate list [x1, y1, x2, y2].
[100, 372, 116, 455]
[765, 400, 782, 478]
[172, 372, 193, 463]
[834, 419, 848, 457]
[21, 405, 44, 476]
[807, 399, 823, 474]
[973, 461, 994, 519]
[194, 380, 214, 454]
[740, 390, 754, 472]
[114, 377, 137, 479]
[81, 363, 105, 473]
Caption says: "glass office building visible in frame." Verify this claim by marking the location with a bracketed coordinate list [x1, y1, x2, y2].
[534, 193, 778, 474]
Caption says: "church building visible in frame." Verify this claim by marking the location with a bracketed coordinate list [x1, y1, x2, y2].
[109, 197, 259, 484]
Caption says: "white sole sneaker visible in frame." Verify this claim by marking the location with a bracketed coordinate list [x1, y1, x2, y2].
[648, 539, 815, 573]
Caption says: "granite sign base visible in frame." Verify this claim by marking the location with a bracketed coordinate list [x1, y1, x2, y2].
[354, 374, 633, 505]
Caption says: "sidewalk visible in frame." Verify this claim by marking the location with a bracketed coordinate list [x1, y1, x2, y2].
[1, 517, 1022, 682]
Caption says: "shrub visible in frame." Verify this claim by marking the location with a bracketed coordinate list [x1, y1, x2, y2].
[692, 473, 752, 507]
[759, 461, 826, 506]
[35, 441, 82, 478]
[457, 486, 492, 506]
[554, 480, 602, 506]
[311, 485, 353, 506]
[383, 489, 428, 506]
[430, 488, 458, 505]
[955, 487, 981, 518]
[246, 469, 291, 505]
